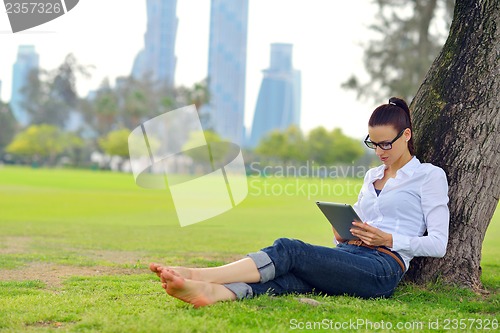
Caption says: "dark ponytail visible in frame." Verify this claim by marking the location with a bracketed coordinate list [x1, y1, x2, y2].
[368, 97, 415, 155]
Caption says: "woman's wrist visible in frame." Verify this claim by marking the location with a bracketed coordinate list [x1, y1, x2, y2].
[385, 234, 393, 248]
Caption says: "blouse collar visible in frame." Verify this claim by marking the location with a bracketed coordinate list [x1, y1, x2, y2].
[373, 156, 420, 179]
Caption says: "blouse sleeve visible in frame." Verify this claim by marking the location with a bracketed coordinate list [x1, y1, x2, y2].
[352, 170, 369, 222]
[391, 167, 449, 257]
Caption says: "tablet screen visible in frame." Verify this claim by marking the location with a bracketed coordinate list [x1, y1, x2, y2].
[316, 201, 361, 241]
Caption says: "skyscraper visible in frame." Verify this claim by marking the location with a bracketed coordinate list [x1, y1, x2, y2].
[132, 0, 178, 87]
[10, 45, 39, 127]
[204, 0, 249, 145]
[248, 43, 302, 148]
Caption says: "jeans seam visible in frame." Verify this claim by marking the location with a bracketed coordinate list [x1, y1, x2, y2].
[376, 251, 403, 277]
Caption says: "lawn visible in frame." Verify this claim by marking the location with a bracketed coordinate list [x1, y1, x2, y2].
[0, 166, 498, 332]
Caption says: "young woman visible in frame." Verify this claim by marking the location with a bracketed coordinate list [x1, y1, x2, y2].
[150, 97, 450, 307]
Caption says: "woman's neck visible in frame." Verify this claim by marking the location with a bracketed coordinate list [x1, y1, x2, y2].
[386, 153, 413, 176]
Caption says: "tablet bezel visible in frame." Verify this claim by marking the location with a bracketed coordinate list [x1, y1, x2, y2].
[316, 201, 361, 241]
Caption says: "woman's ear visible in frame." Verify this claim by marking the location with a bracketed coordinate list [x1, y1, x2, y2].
[404, 128, 411, 142]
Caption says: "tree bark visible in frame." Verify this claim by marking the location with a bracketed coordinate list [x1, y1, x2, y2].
[406, 0, 500, 291]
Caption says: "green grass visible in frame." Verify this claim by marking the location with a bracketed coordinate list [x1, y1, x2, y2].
[0, 166, 498, 332]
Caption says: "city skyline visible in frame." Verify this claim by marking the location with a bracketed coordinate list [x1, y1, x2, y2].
[204, 0, 249, 145]
[249, 43, 301, 147]
[131, 0, 178, 87]
[10, 45, 39, 127]
[0, 0, 377, 139]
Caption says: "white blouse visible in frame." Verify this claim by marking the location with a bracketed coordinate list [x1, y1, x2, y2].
[353, 156, 450, 270]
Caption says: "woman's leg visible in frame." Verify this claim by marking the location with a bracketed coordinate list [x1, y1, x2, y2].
[150, 257, 261, 284]
[255, 238, 403, 298]
[160, 269, 236, 308]
[151, 237, 403, 303]
[224, 272, 315, 300]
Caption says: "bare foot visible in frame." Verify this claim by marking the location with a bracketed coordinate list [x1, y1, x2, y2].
[149, 263, 163, 277]
[149, 263, 194, 280]
[160, 269, 235, 308]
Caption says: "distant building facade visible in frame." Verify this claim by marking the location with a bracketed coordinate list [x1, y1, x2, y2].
[248, 43, 301, 147]
[204, 0, 249, 145]
[132, 0, 178, 87]
[10, 45, 39, 127]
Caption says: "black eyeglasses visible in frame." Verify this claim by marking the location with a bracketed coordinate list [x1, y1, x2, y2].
[364, 129, 406, 150]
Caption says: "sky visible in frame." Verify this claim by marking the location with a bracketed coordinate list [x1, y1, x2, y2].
[0, 0, 380, 139]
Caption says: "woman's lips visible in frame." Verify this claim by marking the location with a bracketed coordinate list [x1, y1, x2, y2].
[380, 156, 388, 162]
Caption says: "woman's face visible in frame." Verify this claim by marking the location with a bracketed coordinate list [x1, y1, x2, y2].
[367, 125, 411, 166]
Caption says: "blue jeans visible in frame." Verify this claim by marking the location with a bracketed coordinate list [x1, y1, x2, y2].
[224, 238, 405, 300]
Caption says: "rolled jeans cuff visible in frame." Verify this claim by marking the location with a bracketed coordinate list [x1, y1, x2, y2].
[247, 251, 275, 283]
[224, 282, 253, 300]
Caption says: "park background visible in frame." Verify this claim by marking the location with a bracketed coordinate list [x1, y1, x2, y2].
[0, 0, 498, 332]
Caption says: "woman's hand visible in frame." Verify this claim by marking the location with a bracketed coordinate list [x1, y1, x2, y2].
[350, 222, 393, 248]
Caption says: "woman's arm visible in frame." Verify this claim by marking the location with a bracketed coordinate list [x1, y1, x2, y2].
[391, 167, 450, 257]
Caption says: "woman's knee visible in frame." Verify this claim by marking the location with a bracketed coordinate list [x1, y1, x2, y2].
[273, 238, 306, 250]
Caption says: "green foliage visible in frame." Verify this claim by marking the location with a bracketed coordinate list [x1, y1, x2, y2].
[5, 124, 83, 165]
[98, 128, 131, 158]
[256, 125, 306, 164]
[17, 53, 210, 142]
[22, 54, 92, 128]
[256, 125, 364, 165]
[0, 102, 17, 151]
[83, 74, 179, 136]
[329, 128, 365, 164]
[255, 130, 286, 159]
[80, 79, 120, 136]
[343, 0, 455, 102]
[180, 130, 234, 172]
[307, 127, 333, 164]
[185, 78, 210, 111]
[120, 80, 156, 129]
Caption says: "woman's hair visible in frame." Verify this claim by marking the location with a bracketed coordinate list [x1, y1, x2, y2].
[368, 97, 415, 155]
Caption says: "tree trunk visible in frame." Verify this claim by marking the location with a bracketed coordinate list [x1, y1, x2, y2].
[406, 0, 500, 291]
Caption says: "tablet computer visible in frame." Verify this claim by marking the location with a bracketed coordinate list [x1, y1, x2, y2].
[316, 201, 361, 241]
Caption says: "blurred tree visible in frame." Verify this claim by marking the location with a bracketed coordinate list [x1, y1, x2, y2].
[21, 68, 63, 127]
[120, 78, 157, 129]
[306, 127, 364, 165]
[52, 53, 92, 108]
[307, 127, 336, 165]
[284, 125, 307, 163]
[5, 124, 83, 166]
[175, 78, 211, 127]
[80, 75, 209, 140]
[98, 128, 131, 158]
[187, 78, 210, 111]
[181, 130, 229, 173]
[257, 126, 365, 166]
[202, 130, 228, 165]
[256, 125, 307, 165]
[22, 54, 92, 128]
[81, 79, 119, 136]
[255, 130, 287, 164]
[329, 128, 365, 164]
[0, 102, 17, 153]
[342, 0, 455, 102]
